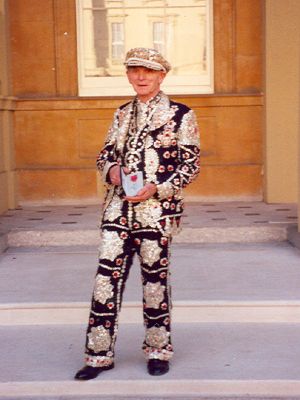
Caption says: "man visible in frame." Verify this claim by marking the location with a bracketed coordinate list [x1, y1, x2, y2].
[75, 47, 200, 380]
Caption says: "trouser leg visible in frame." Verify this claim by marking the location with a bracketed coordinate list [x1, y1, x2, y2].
[135, 231, 174, 361]
[84, 228, 134, 367]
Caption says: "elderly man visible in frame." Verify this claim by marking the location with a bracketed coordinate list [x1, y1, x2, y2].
[75, 47, 200, 380]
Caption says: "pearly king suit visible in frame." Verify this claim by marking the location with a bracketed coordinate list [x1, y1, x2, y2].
[84, 91, 200, 368]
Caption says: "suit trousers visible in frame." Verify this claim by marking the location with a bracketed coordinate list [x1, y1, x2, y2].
[84, 206, 174, 367]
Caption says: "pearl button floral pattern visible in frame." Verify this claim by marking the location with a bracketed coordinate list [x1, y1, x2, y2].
[140, 239, 161, 266]
[99, 230, 123, 261]
[145, 326, 170, 348]
[93, 274, 114, 304]
[143, 281, 165, 309]
[87, 326, 111, 353]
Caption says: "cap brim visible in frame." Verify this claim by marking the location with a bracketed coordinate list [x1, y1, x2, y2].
[124, 58, 167, 72]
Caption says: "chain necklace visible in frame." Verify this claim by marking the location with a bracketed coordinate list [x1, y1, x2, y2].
[123, 92, 162, 172]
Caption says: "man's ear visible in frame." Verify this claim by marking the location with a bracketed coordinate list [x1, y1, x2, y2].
[126, 70, 132, 84]
[159, 72, 166, 84]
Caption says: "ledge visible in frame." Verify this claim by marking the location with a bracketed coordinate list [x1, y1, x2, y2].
[14, 93, 264, 111]
[0, 96, 17, 111]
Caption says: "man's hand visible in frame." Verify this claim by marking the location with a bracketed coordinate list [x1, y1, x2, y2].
[125, 183, 157, 203]
[109, 165, 121, 186]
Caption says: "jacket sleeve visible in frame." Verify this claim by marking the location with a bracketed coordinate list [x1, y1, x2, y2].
[156, 109, 200, 200]
[96, 109, 120, 184]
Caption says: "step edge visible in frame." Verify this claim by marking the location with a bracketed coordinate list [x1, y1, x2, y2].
[7, 225, 288, 247]
[1, 379, 300, 397]
[2, 299, 300, 310]
[2, 301, 300, 325]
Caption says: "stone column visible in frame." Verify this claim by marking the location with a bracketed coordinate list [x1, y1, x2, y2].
[0, 0, 16, 213]
[265, 0, 300, 204]
[298, 49, 300, 233]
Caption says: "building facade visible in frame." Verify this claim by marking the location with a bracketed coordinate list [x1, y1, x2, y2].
[0, 0, 299, 232]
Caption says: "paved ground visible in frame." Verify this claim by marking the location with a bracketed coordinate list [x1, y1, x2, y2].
[0, 202, 298, 234]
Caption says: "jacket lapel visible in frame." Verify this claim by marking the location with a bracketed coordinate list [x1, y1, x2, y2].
[116, 102, 133, 152]
[149, 92, 176, 131]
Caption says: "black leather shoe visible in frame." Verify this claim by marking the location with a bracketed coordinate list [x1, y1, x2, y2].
[74, 364, 114, 380]
[147, 359, 169, 376]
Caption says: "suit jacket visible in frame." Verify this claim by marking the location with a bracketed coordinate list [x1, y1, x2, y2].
[97, 92, 200, 234]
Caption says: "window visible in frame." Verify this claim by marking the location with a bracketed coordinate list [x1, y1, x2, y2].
[153, 22, 165, 55]
[76, 0, 214, 96]
[111, 22, 124, 60]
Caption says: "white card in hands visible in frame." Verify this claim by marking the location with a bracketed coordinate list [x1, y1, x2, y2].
[121, 170, 144, 196]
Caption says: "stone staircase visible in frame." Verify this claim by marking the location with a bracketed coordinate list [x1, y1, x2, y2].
[0, 202, 300, 399]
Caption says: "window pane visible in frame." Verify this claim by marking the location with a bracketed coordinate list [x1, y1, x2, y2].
[111, 22, 124, 60]
[153, 22, 165, 54]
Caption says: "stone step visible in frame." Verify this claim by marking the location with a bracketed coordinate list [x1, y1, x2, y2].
[1, 243, 300, 324]
[2, 243, 300, 303]
[1, 202, 298, 250]
[2, 300, 300, 325]
[5, 225, 289, 247]
[0, 323, 300, 399]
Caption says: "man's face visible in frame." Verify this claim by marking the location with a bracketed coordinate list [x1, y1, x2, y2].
[126, 66, 166, 102]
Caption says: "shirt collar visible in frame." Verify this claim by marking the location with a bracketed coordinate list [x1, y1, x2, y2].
[136, 91, 162, 109]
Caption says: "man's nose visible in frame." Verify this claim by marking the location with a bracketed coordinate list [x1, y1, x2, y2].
[137, 72, 146, 80]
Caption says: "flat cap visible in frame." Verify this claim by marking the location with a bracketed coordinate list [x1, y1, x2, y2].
[124, 47, 171, 73]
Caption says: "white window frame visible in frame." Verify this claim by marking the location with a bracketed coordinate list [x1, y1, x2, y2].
[76, 0, 214, 97]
